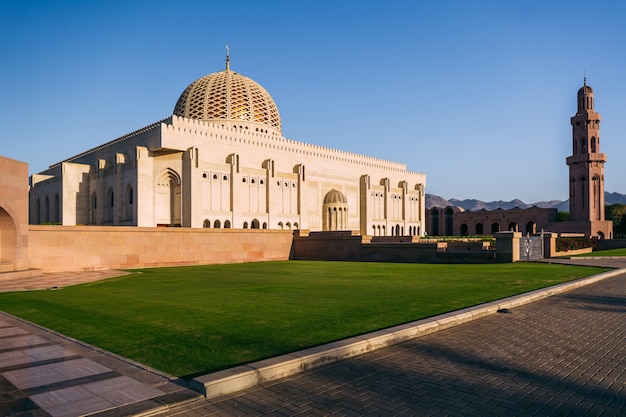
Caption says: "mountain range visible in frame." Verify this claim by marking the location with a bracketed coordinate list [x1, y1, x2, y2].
[426, 192, 626, 213]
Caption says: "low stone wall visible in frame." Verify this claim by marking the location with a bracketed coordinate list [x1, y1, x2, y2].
[596, 239, 626, 251]
[292, 231, 497, 263]
[552, 248, 594, 257]
[28, 226, 294, 272]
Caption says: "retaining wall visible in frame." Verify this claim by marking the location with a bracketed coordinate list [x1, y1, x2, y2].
[28, 226, 294, 272]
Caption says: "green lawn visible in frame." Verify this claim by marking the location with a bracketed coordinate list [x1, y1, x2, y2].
[576, 248, 626, 257]
[0, 261, 606, 378]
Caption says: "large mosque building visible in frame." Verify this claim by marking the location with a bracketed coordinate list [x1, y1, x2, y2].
[29, 55, 426, 236]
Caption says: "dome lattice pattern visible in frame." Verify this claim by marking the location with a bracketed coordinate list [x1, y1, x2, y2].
[173, 70, 281, 133]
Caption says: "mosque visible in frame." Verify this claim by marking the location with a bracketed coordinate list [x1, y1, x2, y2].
[29, 54, 426, 236]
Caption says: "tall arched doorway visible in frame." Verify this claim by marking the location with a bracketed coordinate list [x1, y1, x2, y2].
[156, 169, 182, 226]
[429, 208, 440, 236]
[0, 207, 17, 270]
[444, 207, 454, 236]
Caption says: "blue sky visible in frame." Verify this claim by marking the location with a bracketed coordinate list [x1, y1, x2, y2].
[1, 0, 625, 203]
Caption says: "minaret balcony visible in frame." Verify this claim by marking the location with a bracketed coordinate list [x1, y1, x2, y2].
[566, 153, 606, 165]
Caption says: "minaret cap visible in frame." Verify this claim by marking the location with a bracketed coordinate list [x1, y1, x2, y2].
[225, 45, 230, 71]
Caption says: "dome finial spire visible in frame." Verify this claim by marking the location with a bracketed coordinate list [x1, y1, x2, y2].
[226, 44, 230, 71]
[584, 69, 586, 86]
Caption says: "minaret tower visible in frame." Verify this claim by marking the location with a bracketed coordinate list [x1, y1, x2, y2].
[566, 79, 607, 223]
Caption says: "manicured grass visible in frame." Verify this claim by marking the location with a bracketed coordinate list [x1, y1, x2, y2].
[575, 248, 626, 257]
[0, 261, 606, 378]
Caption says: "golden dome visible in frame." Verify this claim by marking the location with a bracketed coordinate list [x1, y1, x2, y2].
[173, 61, 281, 134]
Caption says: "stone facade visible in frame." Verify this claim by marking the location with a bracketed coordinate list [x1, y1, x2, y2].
[0, 156, 30, 272]
[427, 206, 558, 237]
[29, 58, 426, 237]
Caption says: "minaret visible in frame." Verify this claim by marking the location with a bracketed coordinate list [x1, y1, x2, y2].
[566, 79, 607, 222]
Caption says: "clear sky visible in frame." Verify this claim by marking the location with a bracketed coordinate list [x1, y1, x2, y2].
[1, 0, 624, 203]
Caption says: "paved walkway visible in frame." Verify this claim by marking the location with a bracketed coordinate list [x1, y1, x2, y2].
[1, 259, 625, 416]
[0, 310, 202, 417]
[0, 269, 203, 417]
[0, 270, 130, 293]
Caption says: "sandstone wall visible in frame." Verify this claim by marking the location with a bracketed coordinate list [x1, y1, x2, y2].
[28, 226, 293, 272]
[0, 156, 29, 271]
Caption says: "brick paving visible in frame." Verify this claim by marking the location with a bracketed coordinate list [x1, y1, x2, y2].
[0, 312, 202, 417]
[162, 260, 626, 416]
[0, 270, 130, 293]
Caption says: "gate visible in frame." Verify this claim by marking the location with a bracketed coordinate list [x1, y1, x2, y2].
[520, 233, 543, 261]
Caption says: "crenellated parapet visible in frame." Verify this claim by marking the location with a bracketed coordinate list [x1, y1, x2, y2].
[165, 115, 425, 176]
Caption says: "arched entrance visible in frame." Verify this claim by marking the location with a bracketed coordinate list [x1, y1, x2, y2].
[156, 169, 182, 226]
[429, 208, 440, 236]
[444, 207, 454, 236]
[0, 207, 17, 270]
[323, 189, 348, 231]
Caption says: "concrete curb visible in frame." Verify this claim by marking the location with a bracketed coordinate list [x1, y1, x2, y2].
[191, 268, 626, 399]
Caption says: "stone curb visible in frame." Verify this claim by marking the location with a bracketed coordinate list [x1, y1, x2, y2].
[190, 268, 626, 400]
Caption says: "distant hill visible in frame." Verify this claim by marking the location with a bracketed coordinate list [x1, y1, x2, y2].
[426, 191, 626, 213]
[606, 192, 626, 205]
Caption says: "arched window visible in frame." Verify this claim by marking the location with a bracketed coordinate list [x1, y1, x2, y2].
[508, 222, 518, 232]
[251, 219, 260, 229]
[293, 222, 298, 229]
[44, 196, 50, 223]
[460, 224, 468, 236]
[214, 220, 221, 228]
[262, 222, 268, 229]
[91, 193, 97, 225]
[591, 136, 597, 152]
[475, 223, 484, 235]
[125, 185, 134, 222]
[286, 222, 291, 229]
[36, 198, 41, 224]
[106, 188, 114, 223]
[53, 194, 60, 223]
[203, 219, 211, 228]
[224, 220, 231, 228]
[491, 222, 500, 234]
[243, 221, 249, 229]
[526, 221, 536, 234]
[278, 221, 284, 229]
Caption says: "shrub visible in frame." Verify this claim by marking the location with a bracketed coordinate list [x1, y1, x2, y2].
[557, 237, 597, 252]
